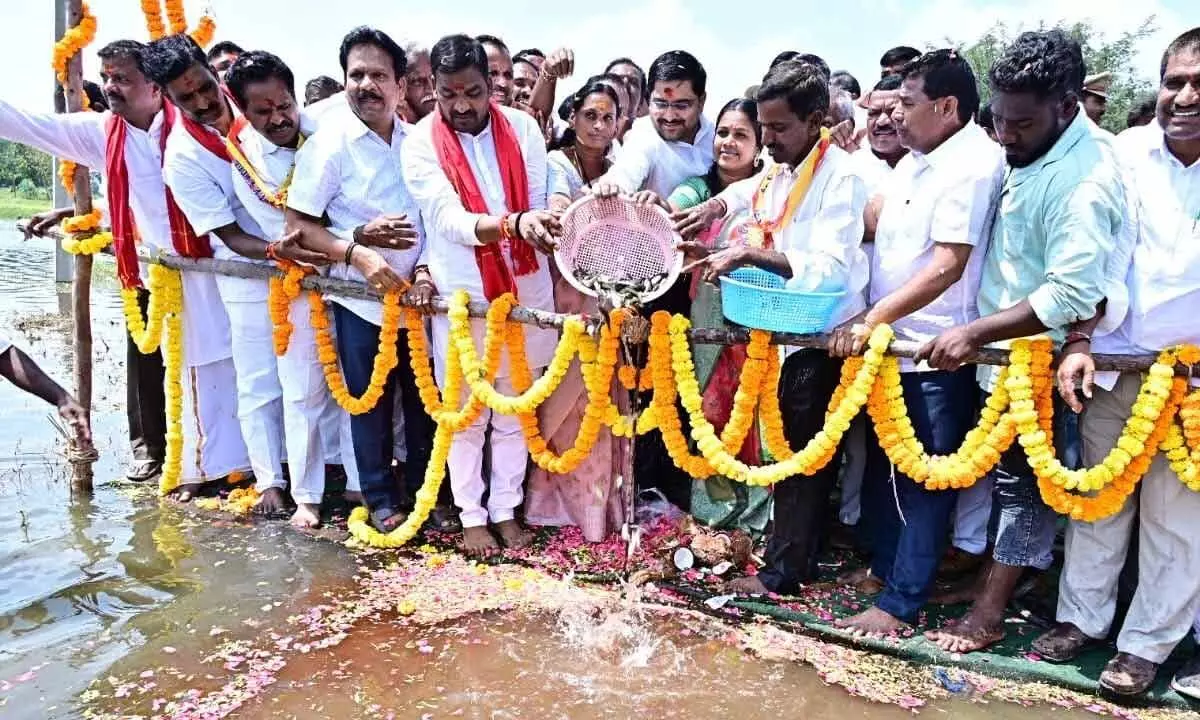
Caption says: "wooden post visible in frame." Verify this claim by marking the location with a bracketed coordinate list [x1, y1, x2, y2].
[62, 0, 95, 491]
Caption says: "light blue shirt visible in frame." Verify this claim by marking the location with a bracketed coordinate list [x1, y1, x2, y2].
[976, 111, 1124, 387]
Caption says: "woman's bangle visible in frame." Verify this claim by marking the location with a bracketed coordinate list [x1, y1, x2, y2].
[264, 242, 280, 261]
[513, 212, 527, 240]
[344, 241, 359, 265]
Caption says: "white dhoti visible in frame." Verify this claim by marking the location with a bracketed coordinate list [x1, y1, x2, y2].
[1057, 373, 1200, 663]
[432, 316, 545, 528]
[219, 276, 286, 493]
[276, 292, 339, 505]
[179, 358, 251, 483]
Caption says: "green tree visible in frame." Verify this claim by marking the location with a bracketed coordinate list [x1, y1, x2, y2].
[954, 17, 1158, 134]
[0, 139, 54, 191]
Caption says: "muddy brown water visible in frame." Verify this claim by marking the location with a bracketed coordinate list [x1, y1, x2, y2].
[0, 226, 1093, 719]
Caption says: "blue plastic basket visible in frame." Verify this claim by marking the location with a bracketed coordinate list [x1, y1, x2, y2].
[718, 267, 844, 334]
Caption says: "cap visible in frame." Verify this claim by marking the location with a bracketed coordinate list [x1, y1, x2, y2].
[1083, 71, 1112, 99]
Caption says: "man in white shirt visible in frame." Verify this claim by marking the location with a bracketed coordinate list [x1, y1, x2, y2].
[825, 50, 1003, 638]
[149, 33, 297, 512]
[1033, 28, 1200, 697]
[222, 50, 359, 528]
[286, 26, 435, 536]
[477, 35, 514, 107]
[592, 50, 714, 202]
[0, 39, 248, 492]
[402, 34, 559, 554]
[402, 43, 435, 123]
[676, 59, 869, 595]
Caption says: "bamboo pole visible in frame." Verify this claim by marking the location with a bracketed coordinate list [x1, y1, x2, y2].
[61, 0, 96, 491]
[14, 235, 1191, 377]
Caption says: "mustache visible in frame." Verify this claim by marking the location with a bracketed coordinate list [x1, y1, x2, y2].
[265, 120, 294, 133]
[355, 91, 384, 103]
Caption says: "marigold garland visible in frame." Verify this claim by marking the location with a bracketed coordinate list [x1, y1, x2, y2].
[155, 268, 185, 495]
[140, 0, 166, 39]
[269, 261, 310, 356]
[311, 290, 402, 415]
[62, 208, 101, 233]
[122, 264, 177, 354]
[190, 14, 216, 48]
[52, 2, 97, 86]
[164, 0, 188, 34]
[1161, 376, 1200, 492]
[63, 230, 113, 255]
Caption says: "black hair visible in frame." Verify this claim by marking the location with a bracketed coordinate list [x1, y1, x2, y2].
[142, 33, 210, 87]
[699, 98, 763, 195]
[430, 34, 489, 79]
[880, 45, 921, 68]
[605, 57, 646, 99]
[977, 103, 994, 130]
[756, 60, 830, 120]
[552, 80, 623, 150]
[1125, 93, 1157, 128]
[988, 30, 1083, 102]
[900, 48, 980, 124]
[338, 26, 407, 79]
[513, 54, 539, 71]
[1161, 27, 1200, 79]
[647, 50, 706, 96]
[224, 50, 295, 109]
[514, 48, 544, 61]
[304, 75, 343, 106]
[830, 70, 861, 99]
[873, 73, 902, 92]
[557, 95, 573, 121]
[769, 51, 830, 80]
[475, 34, 509, 55]
[205, 41, 243, 62]
[97, 39, 148, 75]
[83, 80, 108, 111]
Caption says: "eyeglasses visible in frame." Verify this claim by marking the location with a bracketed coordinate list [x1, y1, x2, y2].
[649, 98, 696, 112]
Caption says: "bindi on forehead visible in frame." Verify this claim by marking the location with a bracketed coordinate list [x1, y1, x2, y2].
[662, 86, 676, 99]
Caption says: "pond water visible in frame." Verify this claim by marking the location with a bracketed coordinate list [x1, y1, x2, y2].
[0, 226, 1098, 719]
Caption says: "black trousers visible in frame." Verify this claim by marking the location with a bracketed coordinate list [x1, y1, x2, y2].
[126, 287, 167, 468]
[756, 349, 844, 593]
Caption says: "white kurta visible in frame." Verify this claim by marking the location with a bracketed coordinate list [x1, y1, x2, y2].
[0, 99, 247, 481]
[231, 122, 361, 502]
[402, 106, 552, 529]
[717, 143, 870, 347]
[1058, 122, 1200, 664]
[597, 114, 715, 198]
[163, 109, 284, 491]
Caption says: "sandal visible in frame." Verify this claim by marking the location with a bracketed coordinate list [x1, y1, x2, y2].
[1031, 622, 1101, 662]
[369, 507, 408, 534]
[1099, 652, 1159, 696]
[430, 505, 462, 533]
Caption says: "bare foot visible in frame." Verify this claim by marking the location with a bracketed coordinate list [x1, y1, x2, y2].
[834, 606, 910, 639]
[463, 526, 501, 556]
[290, 503, 321, 529]
[838, 567, 885, 595]
[930, 576, 982, 605]
[493, 519, 534, 550]
[925, 609, 1006, 654]
[728, 575, 769, 595]
[254, 487, 290, 516]
[171, 482, 205, 503]
[343, 491, 364, 505]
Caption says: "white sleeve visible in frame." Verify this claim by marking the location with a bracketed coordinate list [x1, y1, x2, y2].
[784, 172, 868, 287]
[594, 124, 652, 193]
[520, 114, 549, 211]
[286, 128, 343, 220]
[161, 144, 237, 236]
[714, 171, 762, 215]
[401, 125, 485, 247]
[546, 151, 576, 198]
[0, 99, 106, 169]
[929, 167, 1002, 247]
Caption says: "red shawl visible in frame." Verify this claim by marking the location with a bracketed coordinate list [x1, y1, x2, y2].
[160, 101, 227, 258]
[103, 113, 142, 288]
[431, 103, 536, 300]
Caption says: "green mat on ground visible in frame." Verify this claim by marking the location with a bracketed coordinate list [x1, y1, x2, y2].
[662, 562, 1197, 711]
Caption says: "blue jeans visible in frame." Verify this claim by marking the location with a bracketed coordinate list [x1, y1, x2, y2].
[334, 305, 434, 514]
[866, 367, 979, 622]
[988, 391, 1057, 570]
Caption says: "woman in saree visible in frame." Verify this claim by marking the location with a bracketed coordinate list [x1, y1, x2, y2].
[524, 81, 625, 542]
[667, 98, 768, 532]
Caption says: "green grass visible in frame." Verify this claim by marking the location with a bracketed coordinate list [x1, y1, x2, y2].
[0, 188, 51, 220]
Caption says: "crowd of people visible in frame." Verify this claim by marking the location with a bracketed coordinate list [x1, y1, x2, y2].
[1, 20, 1198, 701]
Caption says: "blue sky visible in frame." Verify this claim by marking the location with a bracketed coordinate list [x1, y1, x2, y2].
[7, 0, 1195, 116]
